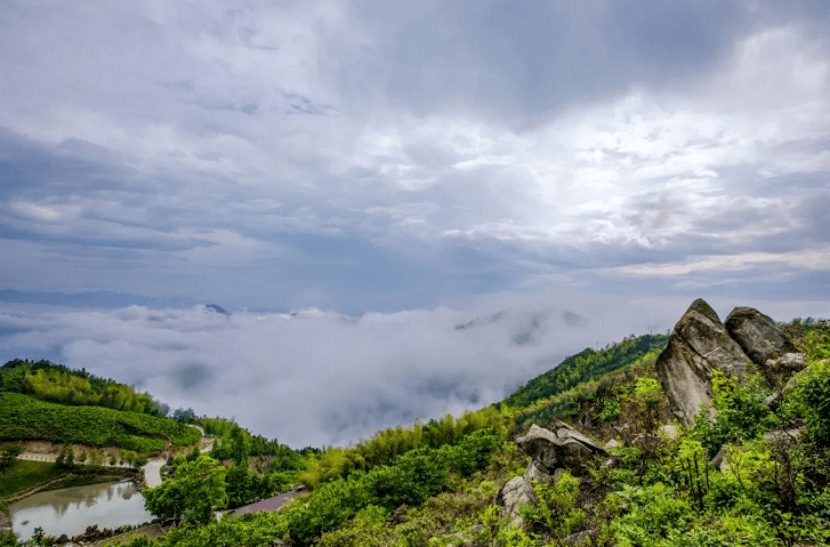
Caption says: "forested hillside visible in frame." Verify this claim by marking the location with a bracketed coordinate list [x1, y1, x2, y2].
[0, 359, 169, 416]
[502, 333, 668, 410]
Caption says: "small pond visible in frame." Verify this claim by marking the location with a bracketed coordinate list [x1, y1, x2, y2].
[10, 480, 153, 541]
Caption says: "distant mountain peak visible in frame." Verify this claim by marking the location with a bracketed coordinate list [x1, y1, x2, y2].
[205, 304, 230, 315]
[562, 311, 588, 327]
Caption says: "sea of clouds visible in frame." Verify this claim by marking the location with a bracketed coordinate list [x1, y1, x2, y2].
[0, 296, 814, 447]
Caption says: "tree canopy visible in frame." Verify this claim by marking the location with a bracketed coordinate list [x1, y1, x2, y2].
[144, 455, 227, 525]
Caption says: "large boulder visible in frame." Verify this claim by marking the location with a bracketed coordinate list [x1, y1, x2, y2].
[724, 307, 798, 367]
[496, 476, 538, 528]
[516, 422, 608, 472]
[655, 298, 751, 427]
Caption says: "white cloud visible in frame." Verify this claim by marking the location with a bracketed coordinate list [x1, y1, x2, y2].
[8, 202, 69, 223]
[0, 299, 688, 447]
[613, 247, 830, 277]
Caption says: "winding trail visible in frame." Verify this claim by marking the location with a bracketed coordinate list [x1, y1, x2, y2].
[11, 425, 213, 494]
[229, 488, 305, 516]
[143, 458, 165, 488]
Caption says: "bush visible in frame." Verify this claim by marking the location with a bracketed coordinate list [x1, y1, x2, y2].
[524, 470, 585, 539]
[792, 365, 830, 448]
[691, 372, 776, 456]
[610, 482, 694, 547]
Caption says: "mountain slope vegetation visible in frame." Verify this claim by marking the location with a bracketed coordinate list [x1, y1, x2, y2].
[0, 392, 200, 451]
[0, 359, 170, 416]
[503, 333, 668, 409]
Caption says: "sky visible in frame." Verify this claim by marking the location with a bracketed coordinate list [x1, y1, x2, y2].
[1, 0, 829, 447]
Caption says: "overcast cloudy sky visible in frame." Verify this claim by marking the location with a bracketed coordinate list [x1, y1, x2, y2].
[1, 0, 829, 446]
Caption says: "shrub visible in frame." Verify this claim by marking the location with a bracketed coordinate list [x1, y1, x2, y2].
[691, 372, 776, 456]
[610, 482, 694, 547]
[524, 470, 585, 539]
[792, 364, 830, 448]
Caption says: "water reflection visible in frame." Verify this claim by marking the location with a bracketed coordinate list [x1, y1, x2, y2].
[10, 481, 153, 541]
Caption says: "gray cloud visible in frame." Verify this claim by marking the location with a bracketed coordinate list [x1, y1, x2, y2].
[326, 0, 753, 127]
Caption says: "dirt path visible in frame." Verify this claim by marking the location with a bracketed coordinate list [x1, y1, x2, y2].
[143, 458, 165, 488]
[228, 488, 305, 516]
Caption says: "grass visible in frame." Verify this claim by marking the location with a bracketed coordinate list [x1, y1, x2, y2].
[43, 469, 135, 491]
[0, 460, 63, 498]
[0, 459, 136, 502]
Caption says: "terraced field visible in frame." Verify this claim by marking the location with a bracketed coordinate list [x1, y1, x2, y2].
[0, 393, 200, 452]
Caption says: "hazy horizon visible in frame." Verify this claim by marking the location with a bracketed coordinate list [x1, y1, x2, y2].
[2, 294, 825, 447]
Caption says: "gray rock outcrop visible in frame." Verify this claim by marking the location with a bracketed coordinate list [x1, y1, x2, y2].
[655, 298, 751, 427]
[765, 352, 807, 373]
[564, 529, 595, 546]
[516, 422, 608, 473]
[524, 460, 552, 484]
[496, 476, 538, 528]
[724, 307, 798, 367]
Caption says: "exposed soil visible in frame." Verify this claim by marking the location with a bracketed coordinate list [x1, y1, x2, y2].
[13, 441, 132, 467]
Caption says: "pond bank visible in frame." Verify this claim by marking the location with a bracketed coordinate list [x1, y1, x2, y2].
[10, 480, 153, 541]
[88, 523, 169, 547]
[1, 468, 138, 505]
[0, 509, 11, 534]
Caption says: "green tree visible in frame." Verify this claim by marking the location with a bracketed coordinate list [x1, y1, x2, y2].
[230, 426, 251, 467]
[144, 477, 187, 523]
[55, 443, 75, 469]
[225, 464, 253, 507]
[145, 455, 227, 525]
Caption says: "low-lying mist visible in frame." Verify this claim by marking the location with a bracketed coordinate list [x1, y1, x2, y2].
[0, 296, 757, 447]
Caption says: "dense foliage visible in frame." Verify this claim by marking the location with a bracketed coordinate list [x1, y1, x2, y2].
[298, 407, 504, 490]
[0, 359, 170, 416]
[0, 392, 200, 451]
[514, 347, 666, 431]
[128, 427, 502, 547]
[144, 455, 228, 525]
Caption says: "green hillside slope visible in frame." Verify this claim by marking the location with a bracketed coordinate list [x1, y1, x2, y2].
[502, 333, 668, 410]
[0, 392, 200, 451]
[1, 359, 169, 416]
